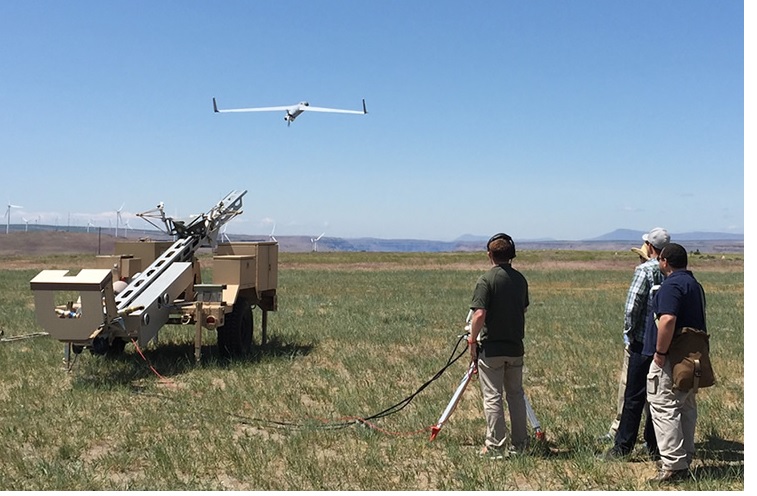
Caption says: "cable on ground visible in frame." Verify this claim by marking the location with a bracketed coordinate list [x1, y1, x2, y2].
[127, 330, 470, 437]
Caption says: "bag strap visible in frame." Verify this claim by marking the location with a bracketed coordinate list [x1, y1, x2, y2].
[698, 282, 707, 333]
[692, 358, 701, 393]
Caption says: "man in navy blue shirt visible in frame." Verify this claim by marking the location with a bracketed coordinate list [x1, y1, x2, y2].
[645, 243, 707, 484]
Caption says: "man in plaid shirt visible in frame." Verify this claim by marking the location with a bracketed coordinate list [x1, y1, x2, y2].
[602, 243, 651, 441]
[602, 227, 670, 460]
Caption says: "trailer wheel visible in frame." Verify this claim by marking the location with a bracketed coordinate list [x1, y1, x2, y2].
[109, 338, 127, 355]
[90, 336, 127, 356]
[217, 298, 253, 358]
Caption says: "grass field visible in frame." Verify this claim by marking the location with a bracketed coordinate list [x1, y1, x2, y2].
[0, 250, 744, 490]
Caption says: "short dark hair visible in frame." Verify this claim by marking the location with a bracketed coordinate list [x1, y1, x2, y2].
[660, 242, 687, 269]
[487, 233, 516, 261]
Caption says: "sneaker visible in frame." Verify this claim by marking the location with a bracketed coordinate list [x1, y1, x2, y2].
[508, 442, 529, 456]
[479, 446, 507, 460]
[647, 468, 689, 484]
[635, 442, 661, 462]
[596, 432, 614, 443]
[597, 447, 630, 461]
[646, 449, 661, 463]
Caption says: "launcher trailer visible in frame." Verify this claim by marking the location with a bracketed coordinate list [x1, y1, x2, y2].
[29, 190, 277, 363]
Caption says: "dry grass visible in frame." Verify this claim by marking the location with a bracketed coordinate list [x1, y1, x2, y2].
[0, 245, 744, 490]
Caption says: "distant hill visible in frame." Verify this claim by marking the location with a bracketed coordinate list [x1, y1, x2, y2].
[589, 229, 744, 242]
[458, 229, 744, 243]
[0, 226, 745, 255]
[455, 234, 558, 243]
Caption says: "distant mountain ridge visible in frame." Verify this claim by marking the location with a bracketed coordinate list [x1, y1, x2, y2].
[587, 229, 744, 242]
[457, 229, 744, 243]
[0, 225, 744, 255]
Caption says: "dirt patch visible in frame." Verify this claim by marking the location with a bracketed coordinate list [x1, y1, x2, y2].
[0, 231, 118, 256]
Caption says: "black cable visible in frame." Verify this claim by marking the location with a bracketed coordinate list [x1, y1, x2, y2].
[131, 332, 471, 433]
[360, 333, 468, 422]
[227, 332, 470, 431]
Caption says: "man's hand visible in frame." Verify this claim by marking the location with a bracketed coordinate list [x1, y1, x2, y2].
[469, 341, 478, 374]
[655, 314, 676, 369]
[653, 352, 666, 368]
[468, 308, 485, 374]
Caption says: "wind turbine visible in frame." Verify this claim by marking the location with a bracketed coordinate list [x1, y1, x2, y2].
[5, 202, 23, 234]
[22, 217, 29, 232]
[123, 219, 132, 238]
[269, 222, 277, 242]
[220, 224, 231, 243]
[115, 203, 124, 237]
[311, 232, 325, 252]
[87, 219, 95, 233]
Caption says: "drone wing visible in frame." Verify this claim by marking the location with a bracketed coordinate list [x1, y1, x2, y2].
[213, 98, 294, 113]
[303, 99, 367, 115]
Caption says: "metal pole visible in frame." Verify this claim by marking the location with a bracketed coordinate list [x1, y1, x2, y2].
[261, 309, 268, 346]
[194, 301, 203, 363]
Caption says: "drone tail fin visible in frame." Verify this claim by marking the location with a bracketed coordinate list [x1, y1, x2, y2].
[212, 98, 219, 113]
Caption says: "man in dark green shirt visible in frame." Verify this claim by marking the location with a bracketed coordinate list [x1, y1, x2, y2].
[468, 233, 530, 459]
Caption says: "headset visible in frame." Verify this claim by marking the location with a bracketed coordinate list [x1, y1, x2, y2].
[486, 232, 516, 259]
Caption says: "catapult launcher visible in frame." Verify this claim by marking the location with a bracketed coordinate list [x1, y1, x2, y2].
[29, 190, 277, 363]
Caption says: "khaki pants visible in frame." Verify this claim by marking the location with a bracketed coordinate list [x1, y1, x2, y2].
[647, 360, 697, 471]
[477, 354, 528, 449]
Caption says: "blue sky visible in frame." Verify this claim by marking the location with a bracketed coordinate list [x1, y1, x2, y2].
[0, 1, 746, 241]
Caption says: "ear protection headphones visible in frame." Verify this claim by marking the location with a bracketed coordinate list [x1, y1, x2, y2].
[487, 233, 512, 250]
[486, 233, 516, 259]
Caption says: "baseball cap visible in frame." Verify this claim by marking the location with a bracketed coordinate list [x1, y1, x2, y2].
[631, 243, 651, 260]
[642, 227, 670, 250]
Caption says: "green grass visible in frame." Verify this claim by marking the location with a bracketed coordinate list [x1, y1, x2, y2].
[0, 251, 744, 490]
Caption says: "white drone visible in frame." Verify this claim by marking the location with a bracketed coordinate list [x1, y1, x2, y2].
[213, 98, 367, 126]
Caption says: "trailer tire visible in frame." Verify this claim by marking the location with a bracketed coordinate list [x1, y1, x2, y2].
[89, 336, 127, 356]
[109, 338, 127, 355]
[217, 298, 253, 358]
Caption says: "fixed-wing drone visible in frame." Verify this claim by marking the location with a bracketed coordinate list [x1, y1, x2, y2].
[212, 98, 367, 126]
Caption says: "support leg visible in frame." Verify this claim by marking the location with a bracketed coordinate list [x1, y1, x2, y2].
[261, 310, 268, 346]
[194, 302, 203, 363]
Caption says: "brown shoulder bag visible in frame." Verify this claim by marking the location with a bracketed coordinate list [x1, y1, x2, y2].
[668, 326, 715, 392]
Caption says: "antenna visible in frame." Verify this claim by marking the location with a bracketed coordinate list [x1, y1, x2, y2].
[5, 202, 23, 234]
